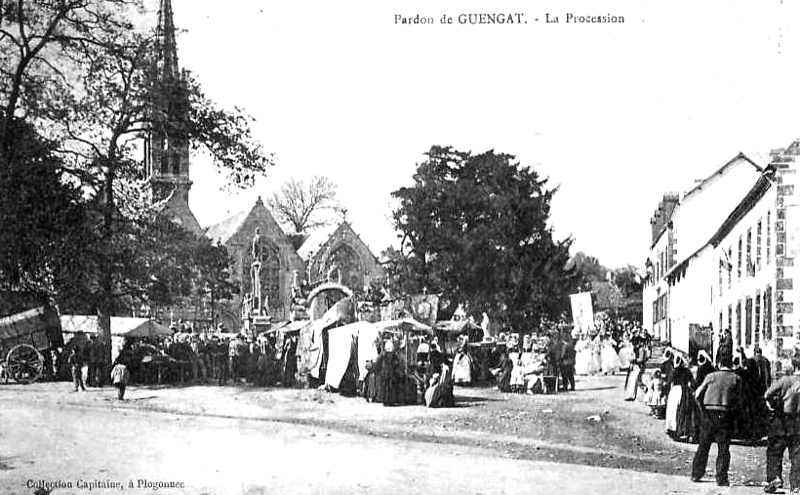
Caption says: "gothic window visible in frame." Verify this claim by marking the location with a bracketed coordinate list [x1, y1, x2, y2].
[160, 136, 169, 174]
[260, 242, 281, 309]
[172, 152, 180, 175]
[242, 239, 281, 311]
[324, 244, 363, 292]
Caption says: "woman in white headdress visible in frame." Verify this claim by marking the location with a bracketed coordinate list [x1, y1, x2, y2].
[600, 335, 621, 375]
[588, 333, 603, 376]
[574, 334, 592, 375]
[664, 354, 697, 441]
[617, 337, 634, 371]
[452, 335, 473, 385]
[695, 350, 715, 386]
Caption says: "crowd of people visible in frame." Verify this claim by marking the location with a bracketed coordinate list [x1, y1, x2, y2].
[619, 327, 800, 491]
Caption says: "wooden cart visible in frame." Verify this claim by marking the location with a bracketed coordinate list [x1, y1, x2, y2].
[0, 306, 63, 384]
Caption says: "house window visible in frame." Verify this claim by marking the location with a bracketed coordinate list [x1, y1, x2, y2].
[719, 312, 723, 336]
[757, 220, 762, 271]
[728, 248, 732, 289]
[653, 300, 657, 325]
[746, 229, 752, 277]
[728, 304, 733, 334]
[764, 286, 773, 341]
[718, 260, 723, 296]
[745, 297, 753, 346]
[755, 290, 761, 345]
[736, 300, 742, 346]
[737, 236, 743, 280]
[767, 211, 772, 264]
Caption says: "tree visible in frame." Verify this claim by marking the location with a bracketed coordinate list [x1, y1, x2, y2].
[0, 118, 91, 307]
[566, 253, 644, 324]
[0, 1, 271, 357]
[568, 251, 607, 291]
[392, 146, 580, 330]
[267, 176, 341, 234]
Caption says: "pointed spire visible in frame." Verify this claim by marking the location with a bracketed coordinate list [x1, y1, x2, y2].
[156, 0, 180, 81]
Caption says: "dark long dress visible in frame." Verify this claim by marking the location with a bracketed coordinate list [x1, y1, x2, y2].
[376, 351, 403, 406]
[496, 352, 513, 393]
[282, 338, 297, 387]
[695, 362, 715, 390]
[667, 366, 697, 441]
[660, 355, 675, 397]
[363, 359, 379, 402]
[735, 359, 770, 441]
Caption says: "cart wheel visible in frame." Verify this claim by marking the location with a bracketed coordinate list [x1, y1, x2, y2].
[6, 344, 44, 384]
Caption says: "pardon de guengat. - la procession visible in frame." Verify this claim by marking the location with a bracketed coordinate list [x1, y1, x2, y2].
[3, 0, 800, 494]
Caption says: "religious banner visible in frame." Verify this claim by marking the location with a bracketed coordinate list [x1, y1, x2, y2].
[410, 295, 439, 328]
[570, 292, 594, 333]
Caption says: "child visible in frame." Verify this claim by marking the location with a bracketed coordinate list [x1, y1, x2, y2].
[645, 370, 667, 418]
[110, 360, 130, 400]
[510, 358, 525, 393]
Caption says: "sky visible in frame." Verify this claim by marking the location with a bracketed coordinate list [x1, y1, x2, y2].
[154, 0, 800, 269]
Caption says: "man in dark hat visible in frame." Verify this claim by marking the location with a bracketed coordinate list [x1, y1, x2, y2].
[753, 346, 773, 395]
[716, 329, 734, 368]
[67, 348, 86, 392]
[559, 331, 576, 392]
[691, 354, 743, 486]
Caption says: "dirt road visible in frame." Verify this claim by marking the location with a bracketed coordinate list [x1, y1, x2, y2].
[0, 373, 775, 494]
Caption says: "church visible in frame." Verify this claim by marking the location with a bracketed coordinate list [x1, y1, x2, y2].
[147, 0, 384, 331]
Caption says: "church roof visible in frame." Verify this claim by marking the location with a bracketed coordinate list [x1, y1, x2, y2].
[205, 210, 249, 244]
[296, 223, 339, 260]
[298, 220, 381, 265]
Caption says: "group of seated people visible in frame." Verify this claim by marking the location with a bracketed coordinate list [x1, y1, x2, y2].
[491, 334, 562, 394]
[361, 338, 454, 408]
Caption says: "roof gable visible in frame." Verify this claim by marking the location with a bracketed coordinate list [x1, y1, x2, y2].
[683, 152, 762, 201]
[303, 221, 380, 266]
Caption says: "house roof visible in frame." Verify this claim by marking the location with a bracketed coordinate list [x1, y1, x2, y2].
[649, 152, 762, 251]
[708, 165, 775, 248]
[682, 152, 762, 201]
[60, 315, 173, 338]
[664, 165, 775, 282]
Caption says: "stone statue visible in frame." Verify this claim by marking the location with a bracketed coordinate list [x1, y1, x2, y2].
[252, 228, 263, 261]
[251, 228, 262, 315]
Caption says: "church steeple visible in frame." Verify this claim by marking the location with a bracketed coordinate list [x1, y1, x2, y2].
[144, 0, 201, 234]
[155, 0, 180, 82]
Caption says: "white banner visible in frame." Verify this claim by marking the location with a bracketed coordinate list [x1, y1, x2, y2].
[570, 292, 594, 333]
